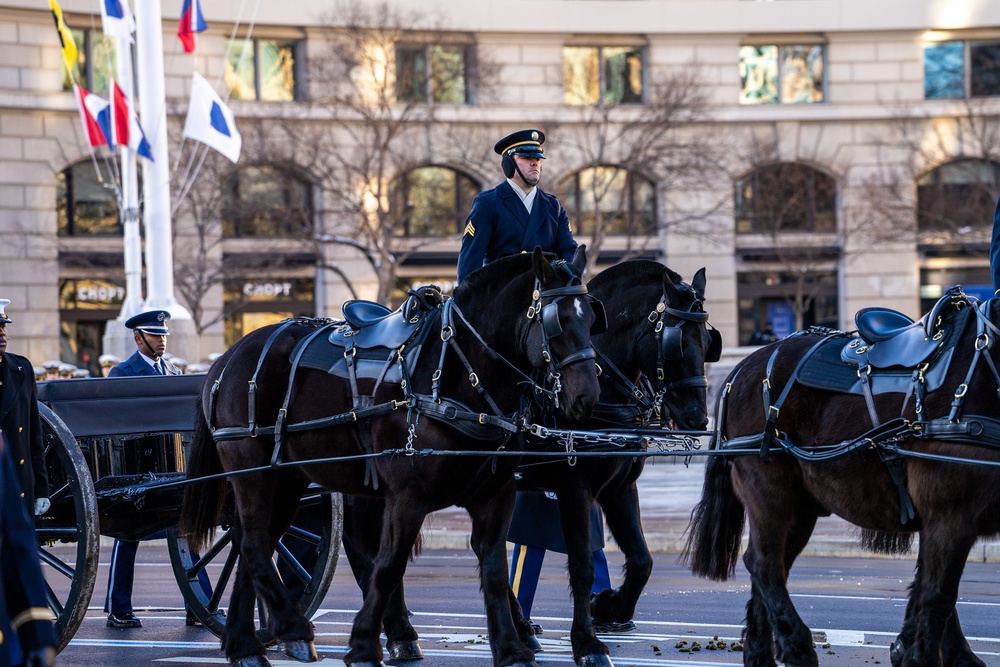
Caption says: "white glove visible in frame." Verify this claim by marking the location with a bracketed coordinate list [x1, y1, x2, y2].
[34, 497, 51, 516]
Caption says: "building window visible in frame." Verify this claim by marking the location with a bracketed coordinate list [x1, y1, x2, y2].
[395, 44, 470, 104]
[225, 39, 300, 101]
[924, 40, 1000, 99]
[222, 166, 313, 237]
[389, 166, 480, 236]
[559, 166, 655, 235]
[564, 46, 644, 105]
[735, 163, 837, 234]
[739, 45, 825, 105]
[737, 270, 838, 344]
[62, 29, 120, 96]
[56, 161, 122, 236]
[916, 159, 1000, 238]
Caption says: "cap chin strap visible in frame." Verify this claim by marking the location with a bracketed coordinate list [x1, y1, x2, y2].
[513, 158, 533, 187]
[138, 331, 162, 361]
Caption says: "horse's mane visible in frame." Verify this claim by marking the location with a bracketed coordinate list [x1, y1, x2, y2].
[589, 259, 681, 291]
[454, 252, 569, 303]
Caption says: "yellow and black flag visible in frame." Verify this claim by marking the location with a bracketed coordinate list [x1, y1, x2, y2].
[48, 0, 78, 78]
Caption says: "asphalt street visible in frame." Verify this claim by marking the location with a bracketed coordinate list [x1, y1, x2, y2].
[52, 544, 1000, 667]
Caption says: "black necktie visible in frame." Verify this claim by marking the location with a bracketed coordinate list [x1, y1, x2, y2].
[154, 360, 163, 375]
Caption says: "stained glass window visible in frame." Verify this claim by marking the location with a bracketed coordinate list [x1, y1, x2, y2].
[923, 40, 1000, 99]
[740, 44, 824, 105]
[226, 39, 299, 101]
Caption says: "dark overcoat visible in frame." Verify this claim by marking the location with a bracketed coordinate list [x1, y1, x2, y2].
[0, 352, 45, 506]
[457, 181, 577, 283]
[108, 351, 181, 377]
[1, 440, 56, 663]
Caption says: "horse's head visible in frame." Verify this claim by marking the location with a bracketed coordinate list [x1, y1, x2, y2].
[648, 267, 721, 430]
[523, 246, 602, 420]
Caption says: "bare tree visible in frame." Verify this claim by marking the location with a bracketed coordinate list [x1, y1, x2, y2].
[305, 1, 501, 303]
[553, 66, 728, 276]
[859, 98, 1000, 250]
[732, 132, 840, 332]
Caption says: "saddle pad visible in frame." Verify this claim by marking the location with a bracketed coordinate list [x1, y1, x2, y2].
[798, 306, 972, 396]
[796, 336, 859, 394]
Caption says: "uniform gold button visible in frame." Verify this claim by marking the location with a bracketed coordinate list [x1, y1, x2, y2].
[19, 492, 24, 498]
[18, 427, 22, 432]
[19, 459, 24, 465]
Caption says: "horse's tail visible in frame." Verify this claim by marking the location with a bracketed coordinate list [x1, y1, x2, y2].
[860, 529, 913, 555]
[179, 392, 227, 553]
[682, 453, 745, 581]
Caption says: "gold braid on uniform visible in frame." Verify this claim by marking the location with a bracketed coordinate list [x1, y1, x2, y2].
[11, 608, 56, 628]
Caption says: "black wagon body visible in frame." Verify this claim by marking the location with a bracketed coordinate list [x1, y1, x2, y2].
[34, 375, 341, 649]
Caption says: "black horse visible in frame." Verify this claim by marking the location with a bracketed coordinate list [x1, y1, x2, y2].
[180, 248, 603, 667]
[340, 260, 721, 667]
[685, 294, 1000, 667]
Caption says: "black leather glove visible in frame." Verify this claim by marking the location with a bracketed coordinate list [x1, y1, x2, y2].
[23, 646, 57, 667]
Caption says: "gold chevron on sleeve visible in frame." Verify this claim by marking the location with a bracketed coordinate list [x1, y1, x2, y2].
[464, 221, 475, 237]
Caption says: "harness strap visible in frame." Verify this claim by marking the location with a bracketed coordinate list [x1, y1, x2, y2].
[269, 321, 339, 467]
[595, 348, 656, 410]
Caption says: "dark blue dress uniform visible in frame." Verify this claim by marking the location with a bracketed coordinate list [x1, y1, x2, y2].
[104, 311, 182, 628]
[1, 438, 56, 667]
[0, 300, 47, 514]
[457, 129, 577, 283]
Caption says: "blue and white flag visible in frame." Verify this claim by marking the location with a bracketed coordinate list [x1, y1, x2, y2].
[182, 72, 241, 163]
[100, 0, 135, 41]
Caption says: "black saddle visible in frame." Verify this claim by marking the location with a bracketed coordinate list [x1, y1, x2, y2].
[297, 287, 445, 385]
[845, 287, 972, 370]
[847, 308, 941, 370]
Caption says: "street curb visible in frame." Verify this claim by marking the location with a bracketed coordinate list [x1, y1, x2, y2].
[421, 530, 1000, 562]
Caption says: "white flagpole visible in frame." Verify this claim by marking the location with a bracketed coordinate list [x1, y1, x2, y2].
[133, 0, 192, 325]
[116, 42, 144, 321]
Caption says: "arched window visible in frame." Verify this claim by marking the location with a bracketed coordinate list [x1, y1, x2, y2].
[222, 165, 313, 237]
[735, 163, 837, 234]
[916, 159, 1000, 237]
[389, 166, 480, 236]
[558, 166, 656, 235]
[56, 161, 122, 236]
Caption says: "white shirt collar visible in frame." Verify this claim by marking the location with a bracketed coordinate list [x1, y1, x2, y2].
[138, 351, 159, 368]
[506, 178, 537, 214]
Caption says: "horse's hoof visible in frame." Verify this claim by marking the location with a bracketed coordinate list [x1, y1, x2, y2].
[576, 654, 614, 667]
[387, 639, 424, 661]
[522, 634, 542, 652]
[232, 656, 272, 667]
[279, 640, 318, 662]
[889, 638, 905, 667]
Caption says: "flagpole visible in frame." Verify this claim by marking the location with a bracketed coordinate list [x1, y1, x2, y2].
[133, 0, 193, 343]
[116, 42, 143, 322]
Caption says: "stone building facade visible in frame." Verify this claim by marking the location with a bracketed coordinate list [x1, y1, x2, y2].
[1, 0, 999, 372]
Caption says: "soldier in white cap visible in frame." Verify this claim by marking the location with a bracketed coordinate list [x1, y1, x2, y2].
[99, 354, 121, 377]
[41, 360, 60, 381]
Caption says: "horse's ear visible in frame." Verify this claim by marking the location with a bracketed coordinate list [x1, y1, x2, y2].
[532, 246, 556, 284]
[663, 268, 680, 306]
[572, 244, 588, 273]
[691, 267, 707, 300]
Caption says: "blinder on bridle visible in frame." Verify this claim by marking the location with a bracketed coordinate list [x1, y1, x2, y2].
[650, 287, 722, 391]
[540, 295, 608, 339]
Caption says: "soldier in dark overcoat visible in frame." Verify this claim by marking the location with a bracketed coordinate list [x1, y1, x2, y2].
[0, 300, 48, 516]
[1, 436, 56, 667]
[457, 129, 577, 283]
